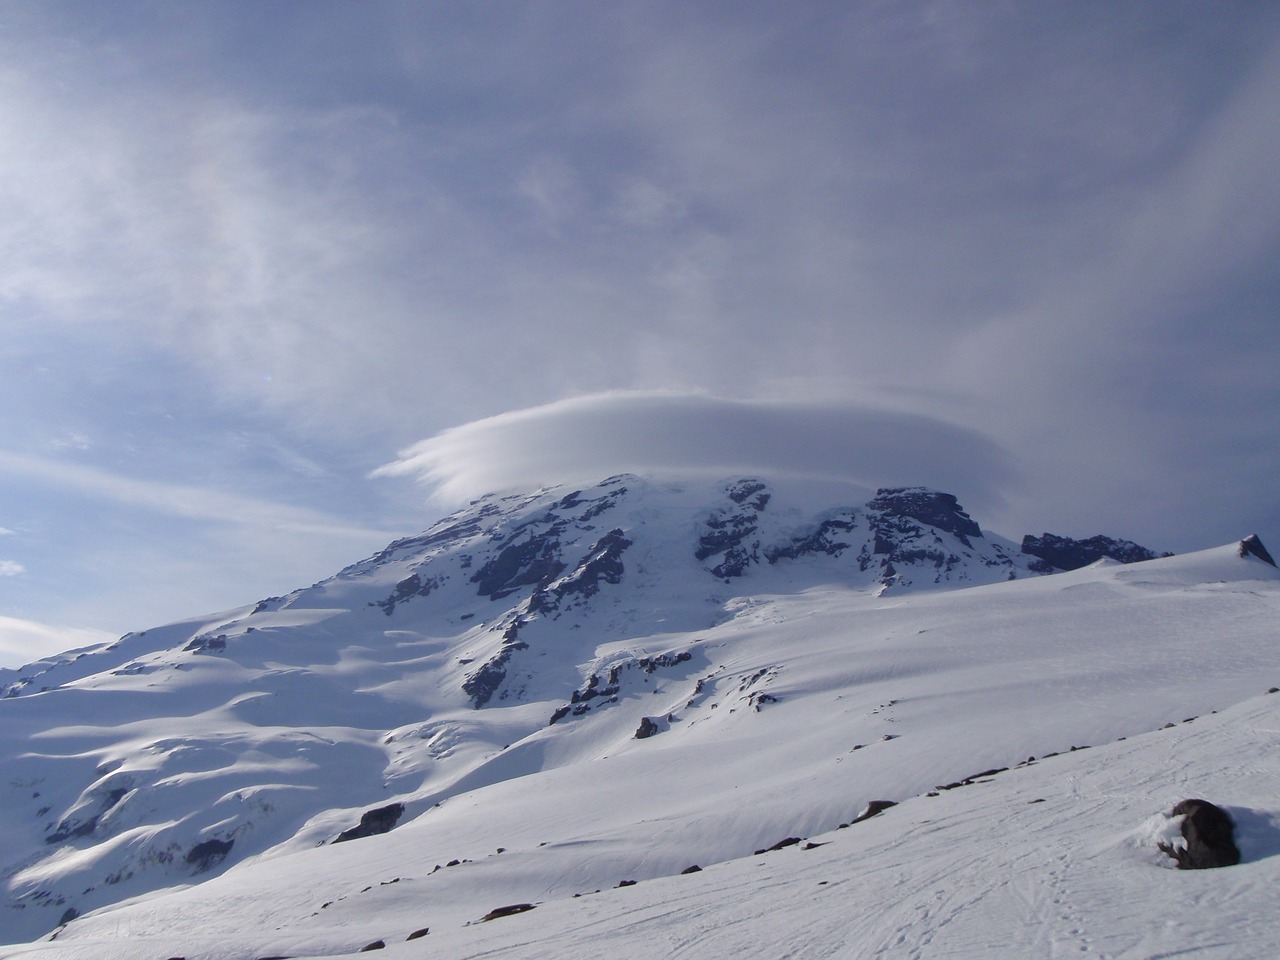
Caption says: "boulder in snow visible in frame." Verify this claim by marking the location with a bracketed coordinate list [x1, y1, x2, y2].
[634, 716, 660, 739]
[333, 803, 405, 844]
[1158, 798, 1240, 869]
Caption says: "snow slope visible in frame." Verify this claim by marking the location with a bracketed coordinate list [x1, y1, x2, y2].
[328, 689, 1280, 960]
[1, 475, 1277, 958]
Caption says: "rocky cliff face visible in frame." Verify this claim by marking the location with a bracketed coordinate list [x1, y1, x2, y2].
[1020, 533, 1170, 572]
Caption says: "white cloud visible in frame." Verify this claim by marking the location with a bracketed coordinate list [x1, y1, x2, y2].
[374, 391, 1014, 516]
[940, 35, 1280, 552]
[0, 46, 458, 436]
[0, 560, 24, 576]
[49, 432, 91, 452]
[0, 615, 115, 670]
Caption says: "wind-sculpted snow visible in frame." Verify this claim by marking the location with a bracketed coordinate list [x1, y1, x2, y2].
[0, 475, 1277, 956]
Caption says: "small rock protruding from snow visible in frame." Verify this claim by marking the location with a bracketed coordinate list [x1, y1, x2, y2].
[634, 716, 660, 739]
[850, 799, 898, 825]
[755, 836, 804, 854]
[478, 903, 537, 922]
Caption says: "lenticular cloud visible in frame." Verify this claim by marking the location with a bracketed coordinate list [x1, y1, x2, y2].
[374, 392, 1014, 510]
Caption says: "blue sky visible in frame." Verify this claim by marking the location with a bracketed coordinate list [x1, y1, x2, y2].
[1, 1, 1278, 665]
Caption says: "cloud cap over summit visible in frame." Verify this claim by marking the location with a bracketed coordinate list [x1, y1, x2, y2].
[375, 392, 1014, 514]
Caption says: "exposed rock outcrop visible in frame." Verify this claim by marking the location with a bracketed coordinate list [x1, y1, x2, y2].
[1239, 534, 1276, 567]
[333, 803, 406, 844]
[471, 534, 567, 601]
[869, 487, 982, 545]
[850, 799, 897, 825]
[696, 479, 771, 578]
[765, 515, 857, 563]
[533, 528, 632, 613]
[186, 838, 234, 873]
[373, 573, 443, 616]
[634, 716, 660, 739]
[479, 903, 537, 922]
[1021, 533, 1168, 572]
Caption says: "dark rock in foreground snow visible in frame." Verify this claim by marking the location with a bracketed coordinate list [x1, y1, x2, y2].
[1158, 798, 1241, 869]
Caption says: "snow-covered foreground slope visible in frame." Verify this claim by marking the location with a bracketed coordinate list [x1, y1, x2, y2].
[1, 476, 1277, 957]
[361, 689, 1280, 959]
[54, 685, 1270, 960]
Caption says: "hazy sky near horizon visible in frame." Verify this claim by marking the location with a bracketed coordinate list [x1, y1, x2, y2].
[1, 1, 1278, 665]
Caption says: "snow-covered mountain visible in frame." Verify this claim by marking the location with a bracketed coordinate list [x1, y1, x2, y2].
[2, 475, 1278, 959]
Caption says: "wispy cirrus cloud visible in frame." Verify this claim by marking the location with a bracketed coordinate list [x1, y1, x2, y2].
[0, 451, 394, 541]
[0, 448, 408, 633]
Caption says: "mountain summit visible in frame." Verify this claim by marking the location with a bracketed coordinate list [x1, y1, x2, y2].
[2, 475, 1276, 956]
[342, 476, 1049, 710]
